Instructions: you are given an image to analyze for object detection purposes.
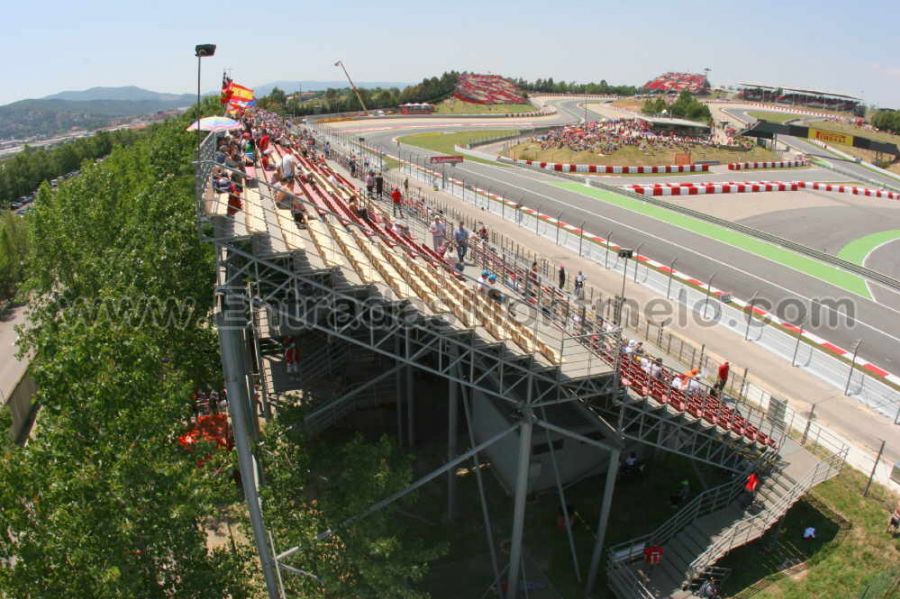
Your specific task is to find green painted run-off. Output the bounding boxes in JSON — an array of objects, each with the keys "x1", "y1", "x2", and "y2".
[{"x1": 554, "y1": 182, "x2": 872, "y2": 299}]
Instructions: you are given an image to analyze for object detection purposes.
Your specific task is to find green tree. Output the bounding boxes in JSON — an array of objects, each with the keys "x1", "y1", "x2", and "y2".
[
  {"x1": 0, "y1": 104, "x2": 250, "y2": 597},
  {"x1": 259, "y1": 423, "x2": 446, "y2": 598}
]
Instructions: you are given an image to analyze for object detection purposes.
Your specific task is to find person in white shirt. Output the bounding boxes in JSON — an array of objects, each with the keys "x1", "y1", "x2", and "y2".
[
  {"x1": 640, "y1": 356, "x2": 651, "y2": 373},
  {"x1": 429, "y1": 216, "x2": 446, "y2": 251},
  {"x1": 281, "y1": 152, "x2": 296, "y2": 180},
  {"x1": 687, "y1": 375, "x2": 702, "y2": 397}
]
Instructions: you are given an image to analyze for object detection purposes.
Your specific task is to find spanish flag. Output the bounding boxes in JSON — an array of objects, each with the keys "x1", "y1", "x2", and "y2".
[
  {"x1": 221, "y1": 81, "x2": 255, "y2": 105},
  {"x1": 227, "y1": 82, "x2": 255, "y2": 102}
]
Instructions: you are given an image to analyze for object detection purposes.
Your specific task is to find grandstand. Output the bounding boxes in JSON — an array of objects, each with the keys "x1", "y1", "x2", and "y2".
[
  {"x1": 453, "y1": 73, "x2": 528, "y2": 104},
  {"x1": 736, "y1": 82, "x2": 862, "y2": 112},
  {"x1": 644, "y1": 72, "x2": 710, "y2": 95},
  {"x1": 196, "y1": 112, "x2": 844, "y2": 599}
]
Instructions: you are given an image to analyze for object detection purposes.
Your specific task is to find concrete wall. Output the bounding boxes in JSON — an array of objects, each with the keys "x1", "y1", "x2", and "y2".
[{"x1": 472, "y1": 389, "x2": 610, "y2": 494}]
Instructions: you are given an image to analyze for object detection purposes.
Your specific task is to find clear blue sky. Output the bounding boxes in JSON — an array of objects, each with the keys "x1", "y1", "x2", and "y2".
[{"x1": 5, "y1": 0, "x2": 900, "y2": 107}]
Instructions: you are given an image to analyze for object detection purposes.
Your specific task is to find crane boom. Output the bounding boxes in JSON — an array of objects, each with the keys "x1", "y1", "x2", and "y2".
[{"x1": 334, "y1": 60, "x2": 369, "y2": 115}]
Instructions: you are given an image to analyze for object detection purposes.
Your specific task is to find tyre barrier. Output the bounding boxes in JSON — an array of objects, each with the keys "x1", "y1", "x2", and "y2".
[
  {"x1": 727, "y1": 160, "x2": 808, "y2": 170},
  {"x1": 515, "y1": 159, "x2": 709, "y2": 174}
]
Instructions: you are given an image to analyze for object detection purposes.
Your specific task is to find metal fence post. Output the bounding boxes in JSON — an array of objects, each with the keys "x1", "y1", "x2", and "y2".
[
  {"x1": 604, "y1": 232, "x2": 612, "y2": 268},
  {"x1": 791, "y1": 319, "x2": 805, "y2": 367},
  {"x1": 801, "y1": 404, "x2": 816, "y2": 445},
  {"x1": 578, "y1": 222, "x2": 586, "y2": 257},
  {"x1": 665, "y1": 258, "x2": 678, "y2": 300},
  {"x1": 744, "y1": 292, "x2": 760, "y2": 341},
  {"x1": 863, "y1": 440, "x2": 885, "y2": 497},
  {"x1": 843, "y1": 340, "x2": 862, "y2": 395}
]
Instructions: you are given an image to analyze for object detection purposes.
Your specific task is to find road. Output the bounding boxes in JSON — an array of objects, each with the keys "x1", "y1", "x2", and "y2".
[
  {"x1": 327, "y1": 98, "x2": 900, "y2": 374},
  {"x1": 0, "y1": 306, "x2": 29, "y2": 401}
]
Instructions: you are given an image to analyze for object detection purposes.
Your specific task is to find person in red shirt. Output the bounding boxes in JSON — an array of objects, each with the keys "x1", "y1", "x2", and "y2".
[
  {"x1": 391, "y1": 186, "x2": 403, "y2": 217},
  {"x1": 258, "y1": 131, "x2": 271, "y2": 170},
  {"x1": 716, "y1": 360, "x2": 730, "y2": 392}
]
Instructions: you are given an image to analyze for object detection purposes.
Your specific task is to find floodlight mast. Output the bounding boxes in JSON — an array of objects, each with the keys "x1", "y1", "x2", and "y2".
[{"x1": 335, "y1": 59, "x2": 370, "y2": 115}]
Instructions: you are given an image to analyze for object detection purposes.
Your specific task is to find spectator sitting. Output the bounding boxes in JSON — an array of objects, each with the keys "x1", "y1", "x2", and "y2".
[{"x1": 670, "y1": 480, "x2": 691, "y2": 508}]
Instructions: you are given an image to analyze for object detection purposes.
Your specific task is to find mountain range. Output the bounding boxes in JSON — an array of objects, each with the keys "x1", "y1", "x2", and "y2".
[{"x1": 0, "y1": 82, "x2": 410, "y2": 140}]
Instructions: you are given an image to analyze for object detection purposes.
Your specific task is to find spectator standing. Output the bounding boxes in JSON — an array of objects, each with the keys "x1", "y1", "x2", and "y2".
[
  {"x1": 365, "y1": 171, "x2": 375, "y2": 198},
  {"x1": 430, "y1": 216, "x2": 446, "y2": 251},
  {"x1": 403, "y1": 177, "x2": 409, "y2": 196},
  {"x1": 391, "y1": 186, "x2": 403, "y2": 217},
  {"x1": 558, "y1": 264, "x2": 566, "y2": 290},
  {"x1": 454, "y1": 222, "x2": 470, "y2": 263},
  {"x1": 574, "y1": 270, "x2": 586, "y2": 299},
  {"x1": 375, "y1": 172, "x2": 384, "y2": 199},
  {"x1": 281, "y1": 151, "x2": 296, "y2": 181},
  {"x1": 716, "y1": 360, "x2": 730, "y2": 392}
]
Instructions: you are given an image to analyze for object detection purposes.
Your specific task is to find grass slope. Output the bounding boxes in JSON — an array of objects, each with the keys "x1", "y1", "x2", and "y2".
[
  {"x1": 434, "y1": 98, "x2": 535, "y2": 115},
  {"x1": 748, "y1": 110, "x2": 811, "y2": 124},
  {"x1": 553, "y1": 182, "x2": 872, "y2": 298},
  {"x1": 398, "y1": 130, "x2": 518, "y2": 166},
  {"x1": 724, "y1": 467, "x2": 899, "y2": 598}
]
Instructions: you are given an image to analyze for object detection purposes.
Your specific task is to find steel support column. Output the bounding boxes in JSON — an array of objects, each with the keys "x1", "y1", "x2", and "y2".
[
  {"x1": 585, "y1": 448, "x2": 620, "y2": 596},
  {"x1": 219, "y1": 263, "x2": 280, "y2": 599},
  {"x1": 447, "y1": 372, "x2": 459, "y2": 521}
]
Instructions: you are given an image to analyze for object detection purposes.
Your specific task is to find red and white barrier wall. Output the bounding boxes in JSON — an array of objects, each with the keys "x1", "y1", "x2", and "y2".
[
  {"x1": 626, "y1": 180, "x2": 900, "y2": 200},
  {"x1": 515, "y1": 159, "x2": 709, "y2": 174},
  {"x1": 728, "y1": 160, "x2": 808, "y2": 171}
]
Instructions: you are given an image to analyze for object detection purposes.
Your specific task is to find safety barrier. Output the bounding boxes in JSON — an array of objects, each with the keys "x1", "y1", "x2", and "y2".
[
  {"x1": 514, "y1": 158, "x2": 709, "y2": 174},
  {"x1": 727, "y1": 160, "x2": 808, "y2": 170}
]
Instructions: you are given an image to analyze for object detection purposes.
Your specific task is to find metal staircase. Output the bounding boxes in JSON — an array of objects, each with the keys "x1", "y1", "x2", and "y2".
[{"x1": 607, "y1": 439, "x2": 846, "y2": 598}]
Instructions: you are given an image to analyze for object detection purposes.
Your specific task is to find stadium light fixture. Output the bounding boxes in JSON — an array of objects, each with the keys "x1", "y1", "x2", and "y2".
[
  {"x1": 616, "y1": 248, "x2": 634, "y2": 325},
  {"x1": 193, "y1": 44, "x2": 217, "y2": 162}
]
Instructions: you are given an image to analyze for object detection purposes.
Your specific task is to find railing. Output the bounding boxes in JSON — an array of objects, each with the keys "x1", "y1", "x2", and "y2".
[
  {"x1": 607, "y1": 472, "x2": 747, "y2": 570},
  {"x1": 686, "y1": 447, "x2": 847, "y2": 580}
]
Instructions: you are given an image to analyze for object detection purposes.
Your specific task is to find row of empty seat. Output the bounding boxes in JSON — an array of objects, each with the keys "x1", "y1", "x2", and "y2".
[{"x1": 234, "y1": 142, "x2": 561, "y2": 364}]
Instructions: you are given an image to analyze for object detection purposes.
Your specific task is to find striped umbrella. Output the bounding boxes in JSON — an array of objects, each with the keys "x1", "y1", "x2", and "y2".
[{"x1": 186, "y1": 116, "x2": 243, "y2": 132}]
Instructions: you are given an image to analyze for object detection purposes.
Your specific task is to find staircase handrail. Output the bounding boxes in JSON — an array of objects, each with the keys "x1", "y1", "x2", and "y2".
[{"x1": 687, "y1": 447, "x2": 846, "y2": 578}]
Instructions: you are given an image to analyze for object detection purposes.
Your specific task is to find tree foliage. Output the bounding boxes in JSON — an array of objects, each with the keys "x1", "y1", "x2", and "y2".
[
  {"x1": 259, "y1": 423, "x2": 446, "y2": 598},
  {"x1": 0, "y1": 210, "x2": 29, "y2": 300},
  {"x1": 642, "y1": 91, "x2": 711, "y2": 122},
  {"x1": 515, "y1": 77, "x2": 638, "y2": 96},
  {"x1": 258, "y1": 72, "x2": 461, "y2": 116},
  {"x1": 871, "y1": 109, "x2": 900, "y2": 135},
  {"x1": 0, "y1": 97, "x2": 252, "y2": 597},
  {"x1": 0, "y1": 128, "x2": 140, "y2": 206}
]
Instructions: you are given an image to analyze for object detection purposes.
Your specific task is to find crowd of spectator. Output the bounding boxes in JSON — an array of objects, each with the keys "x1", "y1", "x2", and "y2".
[
  {"x1": 535, "y1": 119, "x2": 716, "y2": 155},
  {"x1": 644, "y1": 72, "x2": 709, "y2": 94},
  {"x1": 454, "y1": 73, "x2": 528, "y2": 105}
]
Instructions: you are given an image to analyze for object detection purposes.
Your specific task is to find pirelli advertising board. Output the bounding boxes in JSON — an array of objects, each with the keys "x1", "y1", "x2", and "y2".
[{"x1": 808, "y1": 127, "x2": 854, "y2": 147}]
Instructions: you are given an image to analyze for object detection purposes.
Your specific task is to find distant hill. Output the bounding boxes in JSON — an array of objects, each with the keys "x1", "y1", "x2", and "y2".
[
  {"x1": 0, "y1": 87, "x2": 196, "y2": 140},
  {"x1": 43, "y1": 86, "x2": 195, "y2": 104}
]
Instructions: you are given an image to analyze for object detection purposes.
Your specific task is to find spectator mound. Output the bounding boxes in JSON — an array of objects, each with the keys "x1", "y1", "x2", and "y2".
[
  {"x1": 453, "y1": 73, "x2": 528, "y2": 105},
  {"x1": 644, "y1": 72, "x2": 709, "y2": 94},
  {"x1": 506, "y1": 119, "x2": 776, "y2": 167}
]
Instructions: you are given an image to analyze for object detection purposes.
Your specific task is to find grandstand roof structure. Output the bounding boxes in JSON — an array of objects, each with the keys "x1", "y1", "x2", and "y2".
[{"x1": 736, "y1": 81, "x2": 862, "y2": 102}]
